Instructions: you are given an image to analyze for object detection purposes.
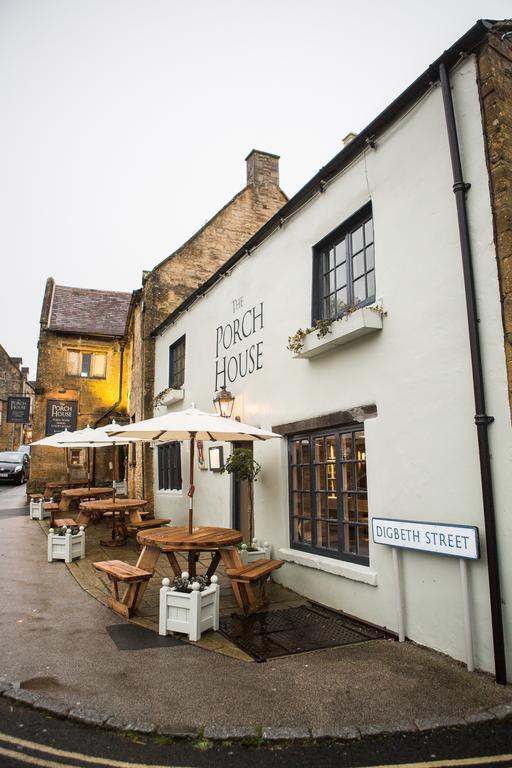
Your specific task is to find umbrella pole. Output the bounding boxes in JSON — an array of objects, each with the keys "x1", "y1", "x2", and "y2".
[
  {"x1": 87, "y1": 447, "x2": 91, "y2": 490},
  {"x1": 188, "y1": 433, "x2": 196, "y2": 535}
]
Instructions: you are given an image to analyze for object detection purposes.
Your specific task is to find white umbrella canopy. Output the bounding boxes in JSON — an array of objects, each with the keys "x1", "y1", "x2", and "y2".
[
  {"x1": 110, "y1": 406, "x2": 282, "y2": 533},
  {"x1": 30, "y1": 429, "x2": 74, "y2": 447},
  {"x1": 109, "y1": 407, "x2": 281, "y2": 442}
]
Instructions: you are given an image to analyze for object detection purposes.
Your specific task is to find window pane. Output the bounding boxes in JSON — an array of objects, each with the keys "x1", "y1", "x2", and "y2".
[
  {"x1": 303, "y1": 518, "x2": 312, "y2": 544},
  {"x1": 355, "y1": 432, "x2": 365, "y2": 460},
  {"x1": 328, "y1": 522, "x2": 339, "y2": 550},
  {"x1": 335, "y1": 262, "x2": 346, "y2": 289},
  {"x1": 358, "y1": 494, "x2": 368, "y2": 520},
  {"x1": 345, "y1": 525, "x2": 358, "y2": 554},
  {"x1": 356, "y1": 461, "x2": 367, "y2": 491},
  {"x1": 91, "y1": 353, "x2": 106, "y2": 378},
  {"x1": 367, "y1": 270, "x2": 375, "y2": 298},
  {"x1": 335, "y1": 289, "x2": 347, "y2": 316},
  {"x1": 293, "y1": 517, "x2": 302, "y2": 543},
  {"x1": 81, "y1": 353, "x2": 92, "y2": 377},
  {"x1": 358, "y1": 527, "x2": 369, "y2": 557},
  {"x1": 365, "y1": 243, "x2": 374, "y2": 270},
  {"x1": 353, "y1": 276, "x2": 366, "y2": 304},
  {"x1": 314, "y1": 437, "x2": 325, "y2": 463},
  {"x1": 303, "y1": 464, "x2": 311, "y2": 491},
  {"x1": 335, "y1": 239, "x2": 346, "y2": 265},
  {"x1": 351, "y1": 225, "x2": 364, "y2": 254},
  {"x1": 292, "y1": 493, "x2": 301, "y2": 516},
  {"x1": 315, "y1": 465, "x2": 326, "y2": 491},
  {"x1": 352, "y1": 251, "x2": 365, "y2": 279},
  {"x1": 341, "y1": 462, "x2": 354, "y2": 491},
  {"x1": 303, "y1": 492, "x2": 312, "y2": 518},
  {"x1": 316, "y1": 492, "x2": 328, "y2": 519},
  {"x1": 341, "y1": 433, "x2": 352, "y2": 460},
  {"x1": 364, "y1": 218, "x2": 374, "y2": 245},
  {"x1": 317, "y1": 520, "x2": 328, "y2": 548},
  {"x1": 300, "y1": 439, "x2": 310, "y2": 464},
  {"x1": 328, "y1": 248, "x2": 335, "y2": 270},
  {"x1": 67, "y1": 351, "x2": 80, "y2": 376},
  {"x1": 343, "y1": 493, "x2": 357, "y2": 521}
]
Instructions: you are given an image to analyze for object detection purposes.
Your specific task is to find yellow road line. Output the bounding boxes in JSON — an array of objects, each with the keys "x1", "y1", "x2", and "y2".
[
  {"x1": 0, "y1": 732, "x2": 193, "y2": 768},
  {"x1": 0, "y1": 744, "x2": 78, "y2": 768},
  {"x1": 364, "y1": 753, "x2": 512, "y2": 768}
]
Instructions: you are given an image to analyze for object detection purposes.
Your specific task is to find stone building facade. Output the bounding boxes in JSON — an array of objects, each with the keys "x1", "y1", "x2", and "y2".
[
  {"x1": 126, "y1": 150, "x2": 287, "y2": 503},
  {"x1": 0, "y1": 345, "x2": 34, "y2": 451},
  {"x1": 29, "y1": 280, "x2": 132, "y2": 493},
  {"x1": 478, "y1": 26, "x2": 512, "y2": 417}
]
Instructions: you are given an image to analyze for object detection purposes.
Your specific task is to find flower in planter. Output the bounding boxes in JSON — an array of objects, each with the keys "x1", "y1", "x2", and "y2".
[
  {"x1": 172, "y1": 571, "x2": 210, "y2": 593},
  {"x1": 55, "y1": 525, "x2": 81, "y2": 537}
]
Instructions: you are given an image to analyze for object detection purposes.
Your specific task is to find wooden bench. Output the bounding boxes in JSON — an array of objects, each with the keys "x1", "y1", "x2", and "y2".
[
  {"x1": 93, "y1": 560, "x2": 153, "y2": 618},
  {"x1": 225, "y1": 558, "x2": 285, "y2": 615},
  {"x1": 126, "y1": 518, "x2": 172, "y2": 535}
]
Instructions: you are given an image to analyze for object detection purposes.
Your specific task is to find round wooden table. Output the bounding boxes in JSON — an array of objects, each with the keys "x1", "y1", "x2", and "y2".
[
  {"x1": 80, "y1": 498, "x2": 148, "y2": 546},
  {"x1": 136, "y1": 525, "x2": 243, "y2": 578}
]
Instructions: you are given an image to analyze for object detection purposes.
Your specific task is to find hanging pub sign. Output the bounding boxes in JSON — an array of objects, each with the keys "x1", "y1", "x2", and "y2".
[
  {"x1": 7, "y1": 396, "x2": 31, "y2": 423},
  {"x1": 372, "y1": 517, "x2": 480, "y2": 560},
  {"x1": 45, "y1": 399, "x2": 78, "y2": 436}
]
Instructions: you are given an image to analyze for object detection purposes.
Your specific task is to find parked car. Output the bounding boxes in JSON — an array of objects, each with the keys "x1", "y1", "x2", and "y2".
[
  {"x1": 0, "y1": 451, "x2": 30, "y2": 484},
  {"x1": 16, "y1": 445, "x2": 31, "y2": 457}
]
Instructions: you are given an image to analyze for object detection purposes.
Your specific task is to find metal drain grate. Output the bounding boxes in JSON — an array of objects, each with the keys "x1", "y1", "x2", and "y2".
[
  {"x1": 106, "y1": 623, "x2": 184, "y2": 651},
  {"x1": 219, "y1": 604, "x2": 387, "y2": 661}
]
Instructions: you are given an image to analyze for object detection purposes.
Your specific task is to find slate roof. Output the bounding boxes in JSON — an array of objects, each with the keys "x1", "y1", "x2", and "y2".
[{"x1": 48, "y1": 285, "x2": 132, "y2": 337}]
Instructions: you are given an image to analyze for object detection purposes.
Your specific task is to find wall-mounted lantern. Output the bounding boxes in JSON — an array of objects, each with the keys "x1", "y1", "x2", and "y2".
[{"x1": 213, "y1": 385, "x2": 235, "y2": 418}]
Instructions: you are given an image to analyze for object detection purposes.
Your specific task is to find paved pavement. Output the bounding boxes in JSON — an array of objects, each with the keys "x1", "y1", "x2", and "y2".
[{"x1": 1, "y1": 484, "x2": 511, "y2": 741}]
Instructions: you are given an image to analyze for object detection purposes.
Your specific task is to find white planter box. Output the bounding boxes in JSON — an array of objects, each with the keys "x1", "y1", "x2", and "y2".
[
  {"x1": 48, "y1": 527, "x2": 86, "y2": 563},
  {"x1": 294, "y1": 306, "x2": 384, "y2": 359},
  {"x1": 240, "y1": 540, "x2": 272, "y2": 565},
  {"x1": 159, "y1": 576, "x2": 219, "y2": 641},
  {"x1": 30, "y1": 497, "x2": 50, "y2": 520}
]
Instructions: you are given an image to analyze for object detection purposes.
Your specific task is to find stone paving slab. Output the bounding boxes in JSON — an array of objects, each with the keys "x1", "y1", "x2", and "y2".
[{"x1": 2, "y1": 489, "x2": 512, "y2": 743}]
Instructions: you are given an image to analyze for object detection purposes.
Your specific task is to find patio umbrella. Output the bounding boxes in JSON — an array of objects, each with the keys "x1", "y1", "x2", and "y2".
[{"x1": 110, "y1": 406, "x2": 282, "y2": 533}]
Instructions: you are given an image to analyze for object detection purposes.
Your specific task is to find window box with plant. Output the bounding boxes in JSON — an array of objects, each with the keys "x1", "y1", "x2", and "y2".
[
  {"x1": 48, "y1": 525, "x2": 86, "y2": 563},
  {"x1": 158, "y1": 572, "x2": 219, "y2": 641},
  {"x1": 289, "y1": 203, "x2": 384, "y2": 359}
]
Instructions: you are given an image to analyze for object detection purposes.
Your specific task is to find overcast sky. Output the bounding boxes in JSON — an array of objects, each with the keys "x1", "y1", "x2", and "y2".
[{"x1": 1, "y1": 0, "x2": 510, "y2": 376}]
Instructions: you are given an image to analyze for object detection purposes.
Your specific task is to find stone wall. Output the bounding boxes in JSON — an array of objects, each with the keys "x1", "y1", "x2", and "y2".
[
  {"x1": 478, "y1": 27, "x2": 512, "y2": 418},
  {"x1": 0, "y1": 345, "x2": 27, "y2": 451},
  {"x1": 29, "y1": 329, "x2": 130, "y2": 493}
]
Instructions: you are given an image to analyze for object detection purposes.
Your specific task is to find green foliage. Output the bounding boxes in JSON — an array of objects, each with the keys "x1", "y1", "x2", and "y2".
[
  {"x1": 172, "y1": 573, "x2": 210, "y2": 593},
  {"x1": 221, "y1": 448, "x2": 261, "y2": 483}
]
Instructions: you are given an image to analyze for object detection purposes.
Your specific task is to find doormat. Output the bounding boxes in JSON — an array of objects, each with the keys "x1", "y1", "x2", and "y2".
[
  {"x1": 106, "y1": 623, "x2": 184, "y2": 651},
  {"x1": 219, "y1": 604, "x2": 387, "y2": 662}
]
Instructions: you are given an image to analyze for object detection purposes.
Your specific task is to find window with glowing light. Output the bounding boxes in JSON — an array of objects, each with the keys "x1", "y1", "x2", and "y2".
[{"x1": 288, "y1": 427, "x2": 369, "y2": 564}]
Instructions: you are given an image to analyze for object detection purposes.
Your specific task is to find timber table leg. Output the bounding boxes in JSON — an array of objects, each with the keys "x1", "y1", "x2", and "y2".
[
  {"x1": 205, "y1": 551, "x2": 221, "y2": 580},
  {"x1": 165, "y1": 552, "x2": 182, "y2": 577},
  {"x1": 130, "y1": 545, "x2": 161, "y2": 612},
  {"x1": 220, "y1": 547, "x2": 257, "y2": 614}
]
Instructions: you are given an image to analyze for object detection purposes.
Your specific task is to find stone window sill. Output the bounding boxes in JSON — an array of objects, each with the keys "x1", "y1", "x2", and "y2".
[
  {"x1": 278, "y1": 547, "x2": 378, "y2": 586},
  {"x1": 294, "y1": 305, "x2": 384, "y2": 359}
]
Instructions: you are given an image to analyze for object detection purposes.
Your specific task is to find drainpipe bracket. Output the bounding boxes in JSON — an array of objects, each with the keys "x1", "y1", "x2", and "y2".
[
  {"x1": 474, "y1": 413, "x2": 494, "y2": 425},
  {"x1": 453, "y1": 181, "x2": 471, "y2": 194}
]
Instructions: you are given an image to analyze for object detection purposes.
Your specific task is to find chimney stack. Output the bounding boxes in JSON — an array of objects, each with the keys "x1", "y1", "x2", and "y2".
[{"x1": 246, "y1": 150, "x2": 280, "y2": 189}]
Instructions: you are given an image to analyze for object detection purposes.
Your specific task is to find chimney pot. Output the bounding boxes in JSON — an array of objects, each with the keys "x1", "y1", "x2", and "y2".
[
  {"x1": 342, "y1": 132, "x2": 358, "y2": 146},
  {"x1": 245, "y1": 150, "x2": 280, "y2": 188}
]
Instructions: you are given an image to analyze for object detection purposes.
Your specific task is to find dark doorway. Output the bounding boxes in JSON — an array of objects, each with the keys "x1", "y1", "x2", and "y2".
[{"x1": 231, "y1": 441, "x2": 253, "y2": 543}]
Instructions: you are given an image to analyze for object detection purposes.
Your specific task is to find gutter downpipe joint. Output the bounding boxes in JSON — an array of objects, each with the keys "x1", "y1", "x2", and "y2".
[{"x1": 439, "y1": 61, "x2": 506, "y2": 685}]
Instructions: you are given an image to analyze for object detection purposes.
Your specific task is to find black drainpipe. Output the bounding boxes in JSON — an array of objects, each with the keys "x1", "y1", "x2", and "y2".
[{"x1": 439, "y1": 61, "x2": 506, "y2": 685}]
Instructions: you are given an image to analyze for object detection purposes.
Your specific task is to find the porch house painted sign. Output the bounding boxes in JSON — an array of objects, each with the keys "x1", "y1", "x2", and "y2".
[
  {"x1": 372, "y1": 518, "x2": 480, "y2": 560},
  {"x1": 45, "y1": 399, "x2": 78, "y2": 436},
  {"x1": 215, "y1": 298, "x2": 264, "y2": 390}
]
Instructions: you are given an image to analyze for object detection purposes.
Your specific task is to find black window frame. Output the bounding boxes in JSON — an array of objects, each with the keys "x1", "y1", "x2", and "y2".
[
  {"x1": 168, "y1": 336, "x2": 186, "y2": 390},
  {"x1": 312, "y1": 202, "x2": 375, "y2": 325},
  {"x1": 157, "y1": 441, "x2": 182, "y2": 491},
  {"x1": 288, "y1": 424, "x2": 369, "y2": 566}
]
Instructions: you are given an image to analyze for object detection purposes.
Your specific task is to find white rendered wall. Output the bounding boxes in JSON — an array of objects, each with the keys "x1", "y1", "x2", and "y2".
[{"x1": 153, "y1": 56, "x2": 512, "y2": 678}]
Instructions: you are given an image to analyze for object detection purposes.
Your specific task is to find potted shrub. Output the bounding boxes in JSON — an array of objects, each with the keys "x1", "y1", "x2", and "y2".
[
  {"x1": 221, "y1": 448, "x2": 270, "y2": 562},
  {"x1": 159, "y1": 572, "x2": 219, "y2": 641},
  {"x1": 48, "y1": 525, "x2": 85, "y2": 563}
]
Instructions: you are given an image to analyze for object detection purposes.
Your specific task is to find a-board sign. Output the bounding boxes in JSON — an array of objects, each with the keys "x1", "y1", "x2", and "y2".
[
  {"x1": 372, "y1": 517, "x2": 480, "y2": 560},
  {"x1": 45, "y1": 399, "x2": 78, "y2": 436},
  {"x1": 7, "y1": 396, "x2": 30, "y2": 423}
]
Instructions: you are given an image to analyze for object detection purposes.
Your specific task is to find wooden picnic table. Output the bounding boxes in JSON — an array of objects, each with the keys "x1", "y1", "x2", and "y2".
[
  {"x1": 80, "y1": 498, "x2": 148, "y2": 547},
  {"x1": 136, "y1": 525, "x2": 243, "y2": 579},
  {"x1": 44, "y1": 480, "x2": 88, "y2": 500},
  {"x1": 61, "y1": 486, "x2": 114, "y2": 514}
]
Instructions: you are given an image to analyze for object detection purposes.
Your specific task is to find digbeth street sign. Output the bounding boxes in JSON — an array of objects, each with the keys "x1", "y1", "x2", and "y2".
[
  {"x1": 372, "y1": 517, "x2": 480, "y2": 560},
  {"x1": 45, "y1": 399, "x2": 78, "y2": 436},
  {"x1": 7, "y1": 396, "x2": 31, "y2": 423}
]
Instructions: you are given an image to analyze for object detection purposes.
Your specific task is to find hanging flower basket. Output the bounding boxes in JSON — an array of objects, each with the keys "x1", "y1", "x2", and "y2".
[
  {"x1": 48, "y1": 526, "x2": 86, "y2": 563},
  {"x1": 159, "y1": 572, "x2": 220, "y2": 641}
]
